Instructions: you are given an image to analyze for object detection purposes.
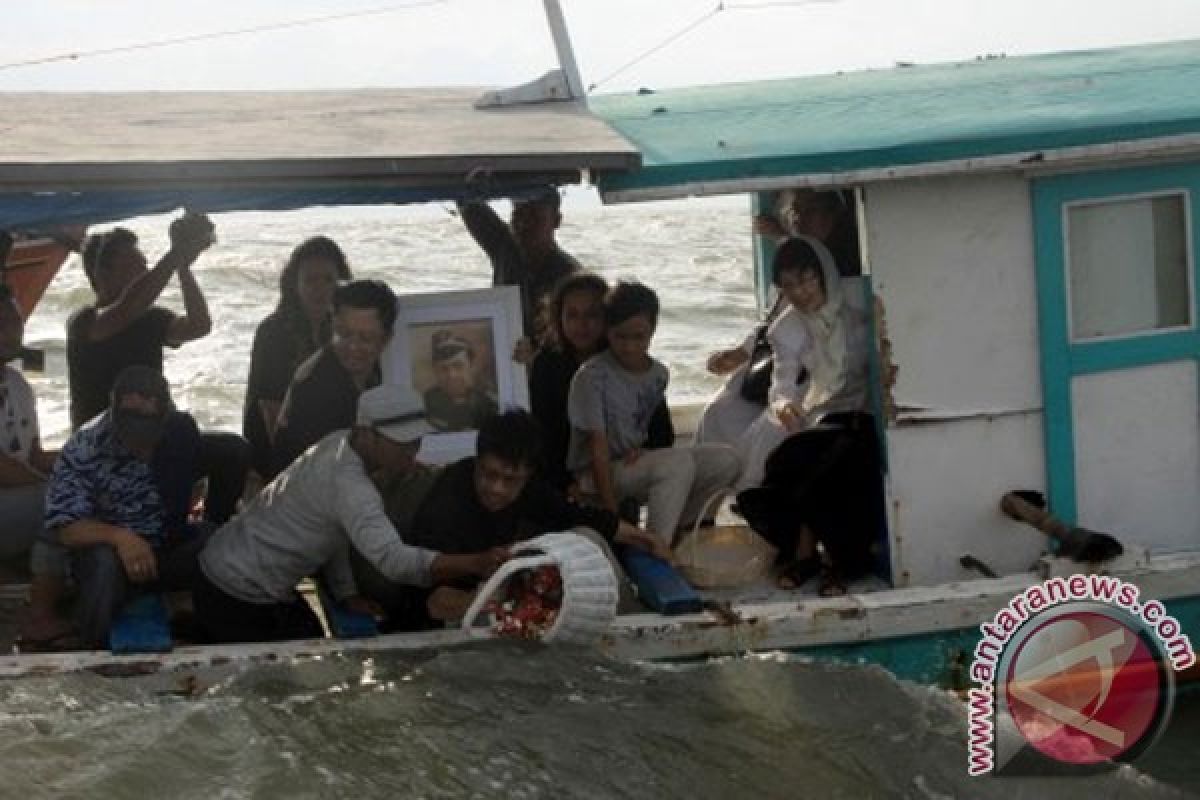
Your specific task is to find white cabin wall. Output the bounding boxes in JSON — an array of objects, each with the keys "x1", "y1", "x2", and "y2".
[{"x1": 863, "y1": 174, "x2": 1049, "y2": 586}]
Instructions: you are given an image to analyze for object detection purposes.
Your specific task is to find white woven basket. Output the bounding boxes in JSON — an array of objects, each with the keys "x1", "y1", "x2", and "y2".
[{"x1": 462, "y1": 532, "x2": 618, "y2": 644}]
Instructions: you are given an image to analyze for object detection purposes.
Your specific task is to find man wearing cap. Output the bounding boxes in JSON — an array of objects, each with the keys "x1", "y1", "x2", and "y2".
[
  {"x1": 44, "y1": 365, "x2": 209, "y2": 648},
  {"x1": 194, "y1": 384, "x2": 508, "y2": 643},
  {"x1": 458, "y1": 187, "x2": 580, "y2": 338}
]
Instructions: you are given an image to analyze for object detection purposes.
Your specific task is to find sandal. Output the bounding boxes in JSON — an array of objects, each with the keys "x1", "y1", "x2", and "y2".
[
  {"x1": 818, "y1": 567, "x2": 847, "y2": 598},
  {"x1": 776, "y1": 557, "x2": 820, "y2": 590}
]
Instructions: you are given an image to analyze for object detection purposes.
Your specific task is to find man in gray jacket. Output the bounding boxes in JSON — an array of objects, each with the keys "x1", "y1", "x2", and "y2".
[{"x1": 195, "y1": 384, "x2": 507, "y2": 643}]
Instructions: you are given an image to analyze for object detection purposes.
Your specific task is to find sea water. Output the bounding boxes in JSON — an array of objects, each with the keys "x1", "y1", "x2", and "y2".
[
  {"x1": 8, "y1": 198, "x2": 1198, "y2": 798},
  {"x1": 0, "y1": 648, "x2": 1194, "y2": 799}
]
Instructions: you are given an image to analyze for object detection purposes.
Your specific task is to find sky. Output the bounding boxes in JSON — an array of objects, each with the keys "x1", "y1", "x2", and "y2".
[{"x1": 0, "y1": 0, "x2": 1198, "y2": 93}]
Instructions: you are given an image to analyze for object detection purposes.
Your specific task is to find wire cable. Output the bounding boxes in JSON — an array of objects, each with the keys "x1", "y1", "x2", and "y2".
[
  {"x1": 587, "y1": 2, "x2": 724, "y2": 93},
  {"x1": 587, "y1": 0, "x2": 839, "y2": 92},
  {"x1": 0, "y1": 0, "x2": 449, "y2": 72}
]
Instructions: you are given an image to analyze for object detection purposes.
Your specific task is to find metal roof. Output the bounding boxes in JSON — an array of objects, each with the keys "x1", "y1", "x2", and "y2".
[
  {"x1": 0, "y1": 88, "x2": 640, "y2": 228},
  {"x1": 590, "y1": 39, "x2": 1200, "y2": 201}
]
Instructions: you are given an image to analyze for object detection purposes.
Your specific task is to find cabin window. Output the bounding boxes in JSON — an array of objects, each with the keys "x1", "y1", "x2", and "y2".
[
  {"x1": 1033, "y1": 162, "x2": 1200, "y2": 527},
  {"x1": 1065, "y1": 192, "x2": 1192, "y2": 341}
]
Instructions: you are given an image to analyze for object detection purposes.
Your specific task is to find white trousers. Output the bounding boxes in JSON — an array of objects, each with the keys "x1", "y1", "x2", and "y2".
[{"x1": 605, "y1": 445, "x2": 741, "y2": 545}]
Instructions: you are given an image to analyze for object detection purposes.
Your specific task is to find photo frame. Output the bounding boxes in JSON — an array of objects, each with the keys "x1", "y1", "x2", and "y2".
[{"x1": 382, "y1": 286, "x2": 528, "y2": 465}]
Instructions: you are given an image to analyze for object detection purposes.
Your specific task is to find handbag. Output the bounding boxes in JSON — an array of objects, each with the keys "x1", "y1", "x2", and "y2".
[{"x1": 739, "y1": 327, "x2": 773, "y2": 406}]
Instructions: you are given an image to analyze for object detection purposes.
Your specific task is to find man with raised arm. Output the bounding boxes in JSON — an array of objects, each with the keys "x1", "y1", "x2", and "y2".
[
  {"x1": 194, "y1": 385, "x2": 509, "y2": 644},
  {"x1": 68, "y1": 213, "x2": 214, "y2": 429},
  {"x1": 458, "y1": 186, "x2": 580, "y2": 339},
  {"x1": 68, "y1": 213, "x2": 249, "y2": 526}
]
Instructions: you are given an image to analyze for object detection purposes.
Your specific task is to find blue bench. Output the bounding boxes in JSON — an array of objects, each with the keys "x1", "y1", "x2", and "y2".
[{"x1": 619, "y1": 549, "x2": 704, "y2": 615}]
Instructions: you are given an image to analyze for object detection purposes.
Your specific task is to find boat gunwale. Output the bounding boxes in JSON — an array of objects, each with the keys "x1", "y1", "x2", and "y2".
[{"x1": 4, "y1": 551, "x2": 1199, "y2": 679}]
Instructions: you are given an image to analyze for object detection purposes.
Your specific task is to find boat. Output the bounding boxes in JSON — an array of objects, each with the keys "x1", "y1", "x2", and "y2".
[
  {"x1": 1, "y1": 21, "x2": 1199, "y2": 690},
  {"x1": 1, "y1": 234, "x2": 76, "y2": 320}
]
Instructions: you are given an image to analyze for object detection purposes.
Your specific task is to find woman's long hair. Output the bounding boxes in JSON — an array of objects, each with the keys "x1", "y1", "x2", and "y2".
[
  {"x1": 275, "y1": 236, "x2": 352, "y2": 320},
  {"x1": 544, "y1": 271, "x2": 609, "y2": 360}
]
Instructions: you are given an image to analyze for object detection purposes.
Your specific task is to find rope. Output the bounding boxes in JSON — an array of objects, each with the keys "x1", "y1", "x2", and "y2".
[
  {"x1": 587, "y1": 0, "x2": 839, "y2": 92},
  {"x1": 587, "y1": 3, "x2": 725, "y2": 93},
  {"x1": 0, "y1": 0, "x2": 449, "y2": 72}
]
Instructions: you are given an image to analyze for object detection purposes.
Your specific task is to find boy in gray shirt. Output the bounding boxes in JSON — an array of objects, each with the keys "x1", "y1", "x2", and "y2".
[
  {"x1": 195, "y1": 385, "x2": 507, "y2": 643},
  {"x1": 567, "y1": 281, "x2": 740, "y2": 546}
]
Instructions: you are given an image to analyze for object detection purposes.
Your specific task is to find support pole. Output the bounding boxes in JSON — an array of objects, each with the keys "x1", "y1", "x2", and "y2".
[{"x1": 543, "y1": 0, "x2": 585, "y2": 100}]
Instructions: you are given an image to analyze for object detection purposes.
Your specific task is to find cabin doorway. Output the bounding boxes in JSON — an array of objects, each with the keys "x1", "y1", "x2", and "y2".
[
  {"x1": 751, "y1": 188, "x2": 892, "y2": 583},
  {"x1": 1033, "y1": 163, "x2": 1200, "y2": 551}
]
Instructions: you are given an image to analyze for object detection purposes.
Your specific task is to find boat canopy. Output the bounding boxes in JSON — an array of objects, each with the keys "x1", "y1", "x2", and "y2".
[
  {"x1": 0, "y1": 88, "x2": 640, "y2": 230},
  {"x1": 590, "y1": 39, "x2": 1200, "y2": 202}
]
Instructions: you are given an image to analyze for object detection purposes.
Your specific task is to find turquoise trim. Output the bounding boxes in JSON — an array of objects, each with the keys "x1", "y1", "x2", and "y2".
[
  {"x1": 1033, "y1": 160, "x2": 1200, "y2": 525},
  {"x1": 794, "y1": 592, "x2": 1200, "y2": 689},
  {"x1": 598, "y1": 121, "x2": 1200, "y2": 195},
  {"x1": 591, "y1": 39, "x2": 1200, "y2": 196},
  {"x1": 1032, "y1": 183, "x2": 1078, "y2": 522},
  {"x1": 1072, "y1": 332, "x2": 1200, "y2": 375},
  {"x1": 751, "y1": 192, "x2": 775, "y2": 312}
]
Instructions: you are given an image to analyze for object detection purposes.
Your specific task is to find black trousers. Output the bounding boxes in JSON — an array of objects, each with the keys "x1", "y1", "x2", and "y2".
[
  {"x1": 196, "y1": 432, "x2": 251, "y2": 526},
  {"x1": 193, "y1": 568, "x2": 323, "y2": 644},
  {"x1": 736, "y1": 412, "x2": 883, "y2": 578}
]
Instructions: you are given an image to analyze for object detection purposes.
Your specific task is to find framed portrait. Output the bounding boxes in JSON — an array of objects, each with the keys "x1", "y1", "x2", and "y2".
[{"x1": 382, "y1": 286, "x2": 528, "y2": 464}]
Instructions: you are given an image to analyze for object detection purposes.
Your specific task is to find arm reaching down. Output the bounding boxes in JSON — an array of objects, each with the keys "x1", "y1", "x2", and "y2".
[{"x1": 59, "y1": 520, "x2": 158, "y2": 583}]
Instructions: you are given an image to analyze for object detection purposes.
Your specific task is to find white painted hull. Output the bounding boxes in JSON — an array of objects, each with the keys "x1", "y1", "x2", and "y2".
[{"x1": 4, "y1": 551, "x2": 1197, "y2": 684}]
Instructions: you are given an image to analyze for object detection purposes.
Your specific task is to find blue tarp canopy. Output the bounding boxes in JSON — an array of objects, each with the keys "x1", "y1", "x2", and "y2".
[
  {"x1": 0, "y1": 87, "x2": 640, "y2": 230},
  {"x1": 590, "y1": 39, "x2": 1200, "y2": 200}
]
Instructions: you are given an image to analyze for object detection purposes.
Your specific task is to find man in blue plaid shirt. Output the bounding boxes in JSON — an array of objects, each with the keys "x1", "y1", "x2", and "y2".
[{"x1": 45, "y1": 365, "x2": 208, "y2": 648}]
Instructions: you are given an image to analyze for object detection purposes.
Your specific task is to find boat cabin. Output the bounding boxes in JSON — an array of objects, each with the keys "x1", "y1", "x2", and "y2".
[{"x1": 590, "y1": 37, "x2": 1200, "y2": 589}]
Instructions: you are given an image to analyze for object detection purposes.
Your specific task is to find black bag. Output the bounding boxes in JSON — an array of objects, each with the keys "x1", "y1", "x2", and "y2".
[{"x1": 739, "y1": 327, "x2": 773, "y2": 406}]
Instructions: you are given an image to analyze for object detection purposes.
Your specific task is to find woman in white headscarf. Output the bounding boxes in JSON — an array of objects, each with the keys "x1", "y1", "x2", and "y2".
[
  {"x1": 734, "y1": 235, "x2": 869, "y2": 491},
  {"x1": 696, "y1": 189, "x2": 859, "y2": 447},
  {"x1": 730, "y1": 236, "x2": 872, "y2": 594}
]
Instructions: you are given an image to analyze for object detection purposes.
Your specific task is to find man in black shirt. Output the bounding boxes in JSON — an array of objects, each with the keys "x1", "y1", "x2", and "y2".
[
  {"x1": 271, "y1": 279, "x2": 395, "y2": 476},
  {"x1": 458, "y1": 186, "x2": 580, "y2": 339},
  {"x1": 67, "y1": 214, "x2": 249, "y2": 526},
  {"x1": 68, "y1": 214, "x2": 213, "y2": 428},
  {"x1": 355, "y1": 409, "x2": 666, "y2": 631}
]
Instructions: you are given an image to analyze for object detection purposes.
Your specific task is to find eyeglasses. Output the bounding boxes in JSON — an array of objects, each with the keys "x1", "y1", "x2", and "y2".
[{"x1": 332, "y1": 327, "x2": 386, "y2": 348}]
